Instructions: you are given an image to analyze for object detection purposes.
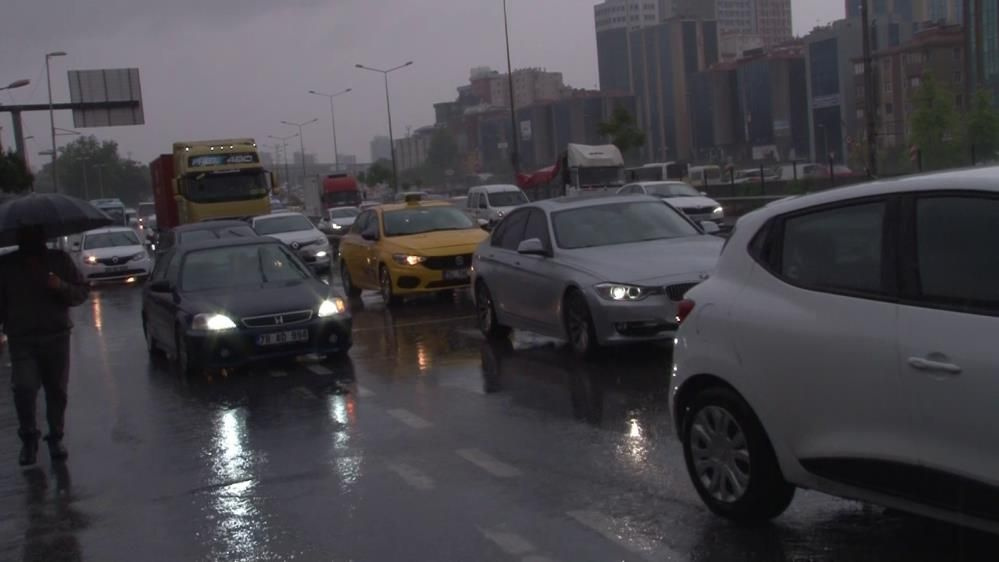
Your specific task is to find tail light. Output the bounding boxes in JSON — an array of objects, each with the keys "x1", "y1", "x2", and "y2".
[{"x1": 675, "y1": 299, "x2": 695, "y2": 325}]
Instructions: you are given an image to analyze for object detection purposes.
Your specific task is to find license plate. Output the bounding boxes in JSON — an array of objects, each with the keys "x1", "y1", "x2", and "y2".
[
  {"x1": 256, "y1": 329, "x2": 309, "y2": 347},
  {"x1": 107, "y1": 266, "x2": 127, "y2": 273},
  {"x1": 443, "y1": 269, "x2": 470, "y2": 281}
]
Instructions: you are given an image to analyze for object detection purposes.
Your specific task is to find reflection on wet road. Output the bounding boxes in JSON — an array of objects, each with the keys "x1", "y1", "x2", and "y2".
[{"x1": 0, "y1": 285, "x2": 996, "y2": 561}]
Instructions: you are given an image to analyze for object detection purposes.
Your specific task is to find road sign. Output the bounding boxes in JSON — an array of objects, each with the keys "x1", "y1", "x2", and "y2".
[{"x1": 68, "y1": 68, "x2": 144, "y2": 127}]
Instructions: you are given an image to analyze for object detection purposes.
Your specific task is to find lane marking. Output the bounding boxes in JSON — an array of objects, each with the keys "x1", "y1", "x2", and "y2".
[
  {"x1": 456, "y1": 448, "x2": 522, "y2": 478},
  {"x1": 479, "y1": 529, "x2": 535, "y2": 556},
  {"x1": 355, "y1": 385, "x2": 375, "y2": 398},
  {"x1": 307, "y1": 364, "x2": 333, "y2": 376},
  {"x1": 566, "y1": 510, "x2": 658, "y2": 562},
  {"x1": 386, "y1": 409, "x2": 432, "y2": 429},
  {"x1": 386, "y1": 462, "x2": 435, "y2": 491}
]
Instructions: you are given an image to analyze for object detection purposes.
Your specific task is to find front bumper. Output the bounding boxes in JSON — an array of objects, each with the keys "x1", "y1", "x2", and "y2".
[
  {"x1": 80, "y1": 259, "x2": 153, "y2": 283},
  {"x1": 584, "y1": 291, "x2": 680, "y2": 345},
  {"x1": 183, "y1": 315, "x2": 352, "y2": 369},
  {"x1": 385, "y1": 261, "x2": 472, "y2": 295}
]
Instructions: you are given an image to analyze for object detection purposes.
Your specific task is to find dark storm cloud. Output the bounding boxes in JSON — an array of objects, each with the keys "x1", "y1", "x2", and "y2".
[{"x1": 2, "y1": 1, "x2": 839, "y2": 166}]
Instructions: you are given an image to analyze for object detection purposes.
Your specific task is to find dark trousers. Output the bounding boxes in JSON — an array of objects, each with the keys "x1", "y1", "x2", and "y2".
[{"x1": 9, "y1": 334, "x2": 70, "y2": 440}]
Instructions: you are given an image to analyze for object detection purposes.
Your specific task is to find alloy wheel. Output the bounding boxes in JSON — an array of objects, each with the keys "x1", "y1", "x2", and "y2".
[{"x1": 689, "y1": 405, "x2": 751, "y2": 503}]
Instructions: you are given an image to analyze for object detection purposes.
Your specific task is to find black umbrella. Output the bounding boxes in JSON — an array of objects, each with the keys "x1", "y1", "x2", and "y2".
[{"x1": 0, "y1": 193, "x2": 112, "y2": 246}]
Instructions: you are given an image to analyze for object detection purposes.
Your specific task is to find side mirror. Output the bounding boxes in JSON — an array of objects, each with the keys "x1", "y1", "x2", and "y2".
[
  {"x1": 700, "y1": 221, "x2": 721, "y2": 235},
  {"x1": 477, "y1": 218, "x2": 489, "y2": 227},
  {"x1": 361, "y1": 227, "x2": 379, "y2": 241},
  {"x1": 71, "y1": 242, "x2": 80, "y2": 251},
  {"x1": 149, "y1": 280, "x2": 172, "y2": 293},
  {"x1": 517, "y1": 238, "x2": 548, "y2": 256}
]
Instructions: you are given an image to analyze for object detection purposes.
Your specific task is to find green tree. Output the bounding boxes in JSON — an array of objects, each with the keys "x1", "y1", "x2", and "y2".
[
  {"x1": 364, "y1": 159, "x2": 394, "y2": 187},
  {"x1": 964, "y1": 88, "x2": 999, "y2": 162},
  {"x1": 0, "y1": 151, "x2": 34, "y2": 194},
  {"x1": 909, "y1": 74, "x2": 962, "y2": 170},
  {"x1": 34, "y1": 136, "x2": 151, "y2": 204},
  {"x1": 424, "y1": 129, "x2": 460, "y2": 184},
  {"x1": 598, "y1": 106, "x2": 647, "y2": 161}
]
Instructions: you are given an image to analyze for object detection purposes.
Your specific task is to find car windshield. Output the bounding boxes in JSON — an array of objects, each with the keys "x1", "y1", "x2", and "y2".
[
  {"x1": 178, "y1": 226, "x2": 257, "y2": 245},
  {"x1": 383, "y1": 206, "x2": 476, "y2": 236},
  {"x1": 83, "y1": 231, "x2": 140, "y2": 249},
  {"x1": 645, "y1": 183, "x2": 701, "y2": 198},
  {"x1": 254, "y1": 215, "x2": 315, "y2": 235},
  {"x1": 552, "y1": 201, "x2": 698, "y2": 249},
  {"x1": 185, "y1": 170, "x2": 270, "y2": 204},
  {"x1": 180, "y1": 244, "x2": 309, "y2": 291},
  {"x1": 487, "y1": 191, "x2": 528, "y2": 207},
  {"x1": 330, "y1": 208, "x2": 360, "y2": 219}
]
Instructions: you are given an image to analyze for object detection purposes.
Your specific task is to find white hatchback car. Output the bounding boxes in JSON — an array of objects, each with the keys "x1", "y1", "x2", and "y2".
[
  {"x1": 76, "y1": 227, "x2": 153, "y2": 284},
  {"x1": 670, "y1": 167, "x2": 999, "y2": 534}
]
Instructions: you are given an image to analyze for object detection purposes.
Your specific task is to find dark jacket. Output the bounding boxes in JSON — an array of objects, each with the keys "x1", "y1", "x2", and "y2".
[{"x1": 0, "y1": 249, "x2": 89, "y2": 341}]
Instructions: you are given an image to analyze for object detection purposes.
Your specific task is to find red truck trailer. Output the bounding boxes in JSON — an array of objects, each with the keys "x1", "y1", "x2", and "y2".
[
  {"x1": 150, "y1": 154, "x2": 179, "y2": 230},
  {"x1": 321, "y1": 174, "x2": 362, "y2": 211}
]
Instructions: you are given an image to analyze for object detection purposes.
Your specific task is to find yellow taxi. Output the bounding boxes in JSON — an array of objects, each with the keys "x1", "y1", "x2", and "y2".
[{"x1": 337, "y1": 198, "x2": 488, "y2": 305}]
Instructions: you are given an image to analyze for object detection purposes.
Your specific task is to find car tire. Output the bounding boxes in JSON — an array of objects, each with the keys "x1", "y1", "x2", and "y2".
[
  {"x1": 681, "y1": 386, "x2": 795, "y2": 523},
  {"x1": 563, "y1": 290, "x2": 598, "y2": 358},
  {"x1": 340, "y1": 261, "x2": 361, "y2": 298},
  {"x1": 379, "y1": 265, "x2": 401, "y2": 307},
  {"x1": 174, "y1": 326, "x2": 198, "y2": 378},
  {"x1": 143, "y1": 318, "x2": 160, "y2": 357},
  {"x1": 475, "y1": 282, "x2": 510, "y2": 339}
]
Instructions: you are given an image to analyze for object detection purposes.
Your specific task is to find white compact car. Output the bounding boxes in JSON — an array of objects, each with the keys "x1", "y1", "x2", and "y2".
[
  {"x1": 76, "y1": 227, "x2": 153, "y2": 284},
  {"x1": 251, "y1": 212, "x2": 332, "y2": 272},
  {"x1": 670, "y1": 167, "x2": 999, "y2": 534},
  {"x1": 467, "y1": 185, "x2": 529, "y2": 226},
  {"x1": 319, "y1": 206, "x2": 360, "y2": 237},
  {"x1": 618, "y1": 181, "x2": 724, "y2": 224}
]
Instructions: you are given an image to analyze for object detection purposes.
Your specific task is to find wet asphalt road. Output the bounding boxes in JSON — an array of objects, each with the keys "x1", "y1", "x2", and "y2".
[{"x1": 1, "y1": 283, "x2": 998, "y2": 562}]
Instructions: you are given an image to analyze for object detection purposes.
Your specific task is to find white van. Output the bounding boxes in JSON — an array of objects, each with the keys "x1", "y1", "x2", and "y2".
[
  {"x1": 466, "y1": 185, "x2": 529, "y2": 225},
  {"x1": 686, "y1": 165, "x2": 724, "y2": 187}
]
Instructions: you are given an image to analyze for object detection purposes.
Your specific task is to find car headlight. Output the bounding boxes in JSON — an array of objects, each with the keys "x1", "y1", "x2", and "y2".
[
  {"x1": 330, "y1": 223, "x2": 343, "y2": 230},
  {"x1": 712, "y1": 206, "x2": 724, "y2": 217},
  {"x1": 595, "y1": 283, "x2": 651, "y2": 301},
  {"x1": 191, "y1": 313, "x2": 237, "y2": 331},
  {"x1": 318, "y1": 297, "x2": 347, "y2": 317},
  {"x1": 393, "y1": 254, "x2": 426, "y2": 266},
  {"x1": 315, "y1": 250, "x2": 329, "y2": 259},
  {"x1": 130, "y1": 252, "x2": 147, "y2": 262},
  {"x1": 84, "y1": 255, "x2": 98, "y2": 264}
]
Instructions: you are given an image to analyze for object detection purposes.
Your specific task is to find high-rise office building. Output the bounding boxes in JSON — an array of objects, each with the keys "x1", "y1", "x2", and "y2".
[
  {"x1": 966, "y1": 0, "x2": 999, "y2": 102},
  {"x1": 846, "y1": 0, "x2": 914, "y2": 18}
]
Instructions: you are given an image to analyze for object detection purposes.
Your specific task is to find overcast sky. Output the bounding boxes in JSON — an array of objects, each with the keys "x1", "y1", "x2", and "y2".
[{"x1": 1, "y1": 1, "x2": 842, "y2": 168}]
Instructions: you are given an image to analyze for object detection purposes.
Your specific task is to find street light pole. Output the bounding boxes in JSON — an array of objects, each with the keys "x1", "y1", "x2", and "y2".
[
  {"x1": 45, "y1": 51, "x2": 67, "y2": 193},
  {"x1": 503, "y1": 0, "x2": 520, "y2": 173},
  {"x1": 280, "y1": 119, "x2": 318, "y2": 194},
  {"x1": 268, "y1": 133, "x2": 299, "y2": 196},
  {"x1": 308, "y1": 88, "x2": 352, "y2": 171},
  {"x1": 356, "y1": 61, "x2": 413, "y2": 193}
]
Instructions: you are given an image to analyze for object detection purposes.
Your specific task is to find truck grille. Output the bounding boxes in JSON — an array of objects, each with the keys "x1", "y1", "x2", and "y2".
[
  {"x1": 666, "y1": 283, "x2": 699, "y2": 301},
  {"x1": 242, "y1": 310, "x2": 313, "y2": 328},
  {"x1": 424, "y1": 254, "x2": 473, "y2": 270}
]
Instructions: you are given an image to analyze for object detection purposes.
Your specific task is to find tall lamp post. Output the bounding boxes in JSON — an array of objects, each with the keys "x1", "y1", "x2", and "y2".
[
  {"x1": 268, "y1": 133, "x2": 299, "y2": 196},
  {"x1": 280, "y1": 119, "x2": 318, "y2": 193},
  {"x1": 45, "y1": 51, "x2": 67, "y2": 193},
  {"x1": 356, "y1": 61, "x2": 413, "y2": 193},
  {"x1": 308, "y1": 88, "x2": 352, "y2": 171},
  {"x1": 502, "y1": 0, "x2": 519, "y2": 172}
]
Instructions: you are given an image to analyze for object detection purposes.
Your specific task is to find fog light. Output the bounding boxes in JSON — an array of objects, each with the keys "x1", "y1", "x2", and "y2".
[{"x1": 125, "y1": 276, "x2": 136, "y2": 284}]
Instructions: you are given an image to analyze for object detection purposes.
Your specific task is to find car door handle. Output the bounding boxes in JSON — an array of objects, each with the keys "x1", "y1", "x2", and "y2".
[{"x1": 907, "y1": 357, "x2": 962, "y2": 375}]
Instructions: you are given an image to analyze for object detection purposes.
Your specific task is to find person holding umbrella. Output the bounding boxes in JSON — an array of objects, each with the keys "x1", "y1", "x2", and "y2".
[{"x1": 0, "y1": 193, "x2": 110, "y2": 466}]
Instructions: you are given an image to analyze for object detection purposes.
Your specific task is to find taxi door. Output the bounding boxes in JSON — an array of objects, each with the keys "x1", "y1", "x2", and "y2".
[{"x1": 338, "y1": 210, "x2": 379, "y2": 288}]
